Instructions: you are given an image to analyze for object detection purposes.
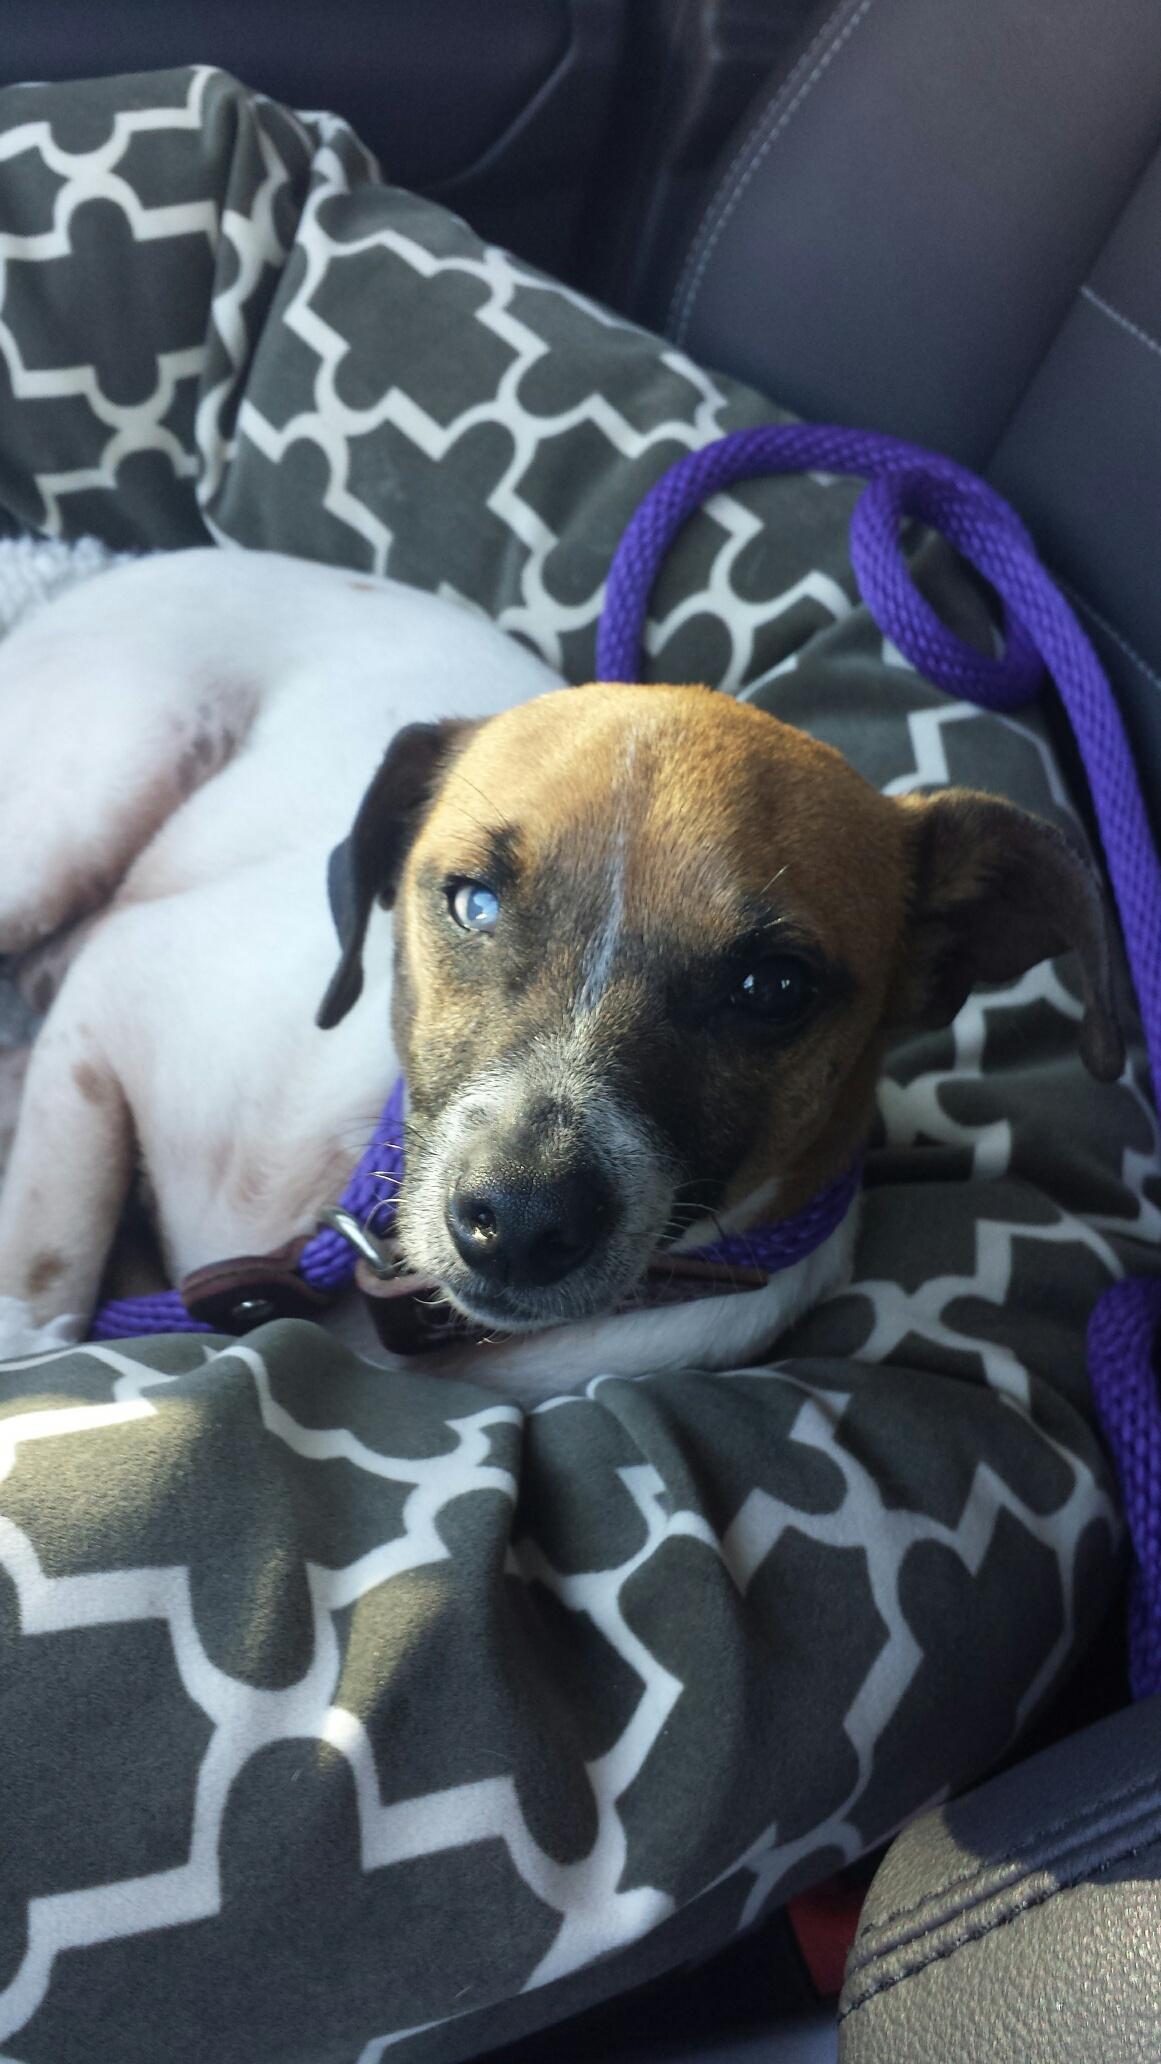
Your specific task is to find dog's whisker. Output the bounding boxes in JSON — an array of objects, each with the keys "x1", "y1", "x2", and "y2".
[
  {"x1": 445, "y1": 767, "x2": 513, "y2": 831},
  {"x1": 659, "y1": 1196, "x2": 731, "y2": 1245},
  {"x1": 694, "y1": 1208, "x2": 730, "y2": 1238}
]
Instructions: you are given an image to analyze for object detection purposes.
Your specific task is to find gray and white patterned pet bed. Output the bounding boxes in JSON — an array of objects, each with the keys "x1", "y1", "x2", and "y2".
[{"x1": 0, "y1": 64, "x2": 1156, "y2": 2064}]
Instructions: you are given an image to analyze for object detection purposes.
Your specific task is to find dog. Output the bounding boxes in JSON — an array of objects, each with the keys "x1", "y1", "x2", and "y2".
[{"x1": 0, "y1": 547, "x2": 1123, "y2": 1401}]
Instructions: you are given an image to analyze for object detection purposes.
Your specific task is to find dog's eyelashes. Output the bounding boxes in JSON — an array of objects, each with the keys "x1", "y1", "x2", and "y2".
[{"x1": 447, "y1": 879, "x2": 500, "y2": 934}]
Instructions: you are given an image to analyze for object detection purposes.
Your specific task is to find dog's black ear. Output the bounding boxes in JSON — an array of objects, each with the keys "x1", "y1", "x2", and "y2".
[
  {"x1": 891, "y1": 789, "x2": 1124, "y2": 1081},
  {"x1": 317, "y1": 719, "x2": 477, "y2": 1032}
]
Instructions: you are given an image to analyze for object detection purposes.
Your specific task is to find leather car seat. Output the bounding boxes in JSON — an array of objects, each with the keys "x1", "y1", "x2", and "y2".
[{"x1": 653, "y1": 0, "x2": 1161, "y2": 835}]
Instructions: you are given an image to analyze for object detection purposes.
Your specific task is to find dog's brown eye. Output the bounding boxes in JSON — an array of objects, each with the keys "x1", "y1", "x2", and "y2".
[
  {"x1": 729, "y1": 956, "x2": 817, "y2": 1025},
  {"x1": 448, "y1": 880, "x2": 500, "y2": 933}
]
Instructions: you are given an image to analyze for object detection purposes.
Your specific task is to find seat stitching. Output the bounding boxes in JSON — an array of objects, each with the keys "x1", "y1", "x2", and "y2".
[
  {"x1": 864, "y1": 1763, "x2": 1161, "y2": 1936},
  {"x1": 667, "y1": 0, "x2": 861, "y2": 341},
  {"x1": 1081, "y1": 282, "x2": 1161, "y2": 365},
  {"x1": 839, "y1": 1824, "x2": 1161, "y2": 2019},
  {"x1": 669, "y1": 0, "x2": 878, "y2": 347},
  {"x1": 1057, "y1": 577, "x2": 1161, "y2": 696}
]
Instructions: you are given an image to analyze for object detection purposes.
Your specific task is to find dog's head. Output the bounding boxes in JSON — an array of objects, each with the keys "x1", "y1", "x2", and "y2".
[{"x1": 318, "y1": 684, "x2": 1122, "y2": 1332}]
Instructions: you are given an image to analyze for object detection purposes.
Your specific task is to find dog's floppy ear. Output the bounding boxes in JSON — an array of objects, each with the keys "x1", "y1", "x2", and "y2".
[
  {"x1": 891, "y1": 789, "x2": 1124, "y2": 1081},
  {"x1": 317, "y1": 718, "x2": 477, "y2": 1031}
]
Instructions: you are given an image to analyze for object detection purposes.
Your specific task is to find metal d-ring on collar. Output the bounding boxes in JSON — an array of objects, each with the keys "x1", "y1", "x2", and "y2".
[{"x1": 317, "y1": 1205, "x2": 396, "y2": 1278}]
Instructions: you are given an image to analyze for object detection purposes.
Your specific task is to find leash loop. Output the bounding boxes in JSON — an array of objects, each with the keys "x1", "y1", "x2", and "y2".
[
  {"x1": 600, "y1": 418, "x2": 1161, "y2": 1698},
  {"x1": 846, "y1": 466, "x2": 1041, "y2": 708}
]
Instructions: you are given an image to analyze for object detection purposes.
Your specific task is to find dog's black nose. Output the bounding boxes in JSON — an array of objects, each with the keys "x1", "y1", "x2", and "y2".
[{"x1": 446, "y1": 1166, "x2": 613, "y2": 1287}]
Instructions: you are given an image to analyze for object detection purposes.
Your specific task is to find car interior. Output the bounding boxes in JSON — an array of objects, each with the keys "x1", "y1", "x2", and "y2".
[{"x1": 3, "y1": 3, "x2": 1160, "y2": 2059}]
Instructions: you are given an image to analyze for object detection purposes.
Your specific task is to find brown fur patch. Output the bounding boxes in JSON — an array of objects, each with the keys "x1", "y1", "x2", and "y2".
[
  {"x1": 26, "y1": 1249, "x2": 66, "y2": 1296},
  {"x1": 72, "y1": 1061, "x2": 108, "y2": 1107}
]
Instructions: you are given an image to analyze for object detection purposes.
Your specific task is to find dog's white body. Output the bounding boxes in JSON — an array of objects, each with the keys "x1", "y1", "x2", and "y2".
[{"x1": 0, "y1": 548, "x2": 854, "y2": 1397}]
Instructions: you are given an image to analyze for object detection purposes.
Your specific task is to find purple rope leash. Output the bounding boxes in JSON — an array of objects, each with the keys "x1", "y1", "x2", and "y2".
[
  {"x1": 88, "y1": 1290, "x2": 215, "y2": 1340},
  {"x1": 89, "y1": 1079, "x2": 407, "y2": 1340},
  {"x1": 1088, "y1": 1279, "x2": 1161, "y2": 1698},
  {"x1": 599, "y1": 421, "x2": 1161, "y2": 1698},
  {"x1": 695, "y1": 1156, "x2": 862, "y2": 1273}
]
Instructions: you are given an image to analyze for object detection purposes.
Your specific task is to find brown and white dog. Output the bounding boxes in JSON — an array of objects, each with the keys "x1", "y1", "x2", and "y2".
[{"x1": 0, "y1": 548, "x2": 1122, "y2": 1400}]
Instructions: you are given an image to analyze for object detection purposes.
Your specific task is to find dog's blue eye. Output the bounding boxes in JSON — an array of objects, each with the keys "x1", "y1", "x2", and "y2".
[
  {"x1": 730, "y1": 956, "x2": 816, "y2": 1024},
  {"x1": 449, "y1": 881, "x2": 499, "y2": 933}
]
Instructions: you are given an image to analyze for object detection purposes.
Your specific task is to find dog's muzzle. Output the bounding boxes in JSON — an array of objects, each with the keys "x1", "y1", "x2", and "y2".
[{"x1": 395, "y1": 1056, "x2": 676, "y2": 1329}]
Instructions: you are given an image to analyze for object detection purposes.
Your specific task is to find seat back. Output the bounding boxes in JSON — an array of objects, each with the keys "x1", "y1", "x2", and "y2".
[{"x1": 659, "y1": 0, "x2": 1161, "y2": 810}]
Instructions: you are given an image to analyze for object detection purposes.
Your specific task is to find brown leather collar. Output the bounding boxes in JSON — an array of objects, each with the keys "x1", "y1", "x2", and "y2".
[
  {"x1": 353, "y1": 1244, "x2": 769, "y2": 1356},
  {"x1": 180, "y1": 1242, "x2": 332, "y2": 1331}
]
